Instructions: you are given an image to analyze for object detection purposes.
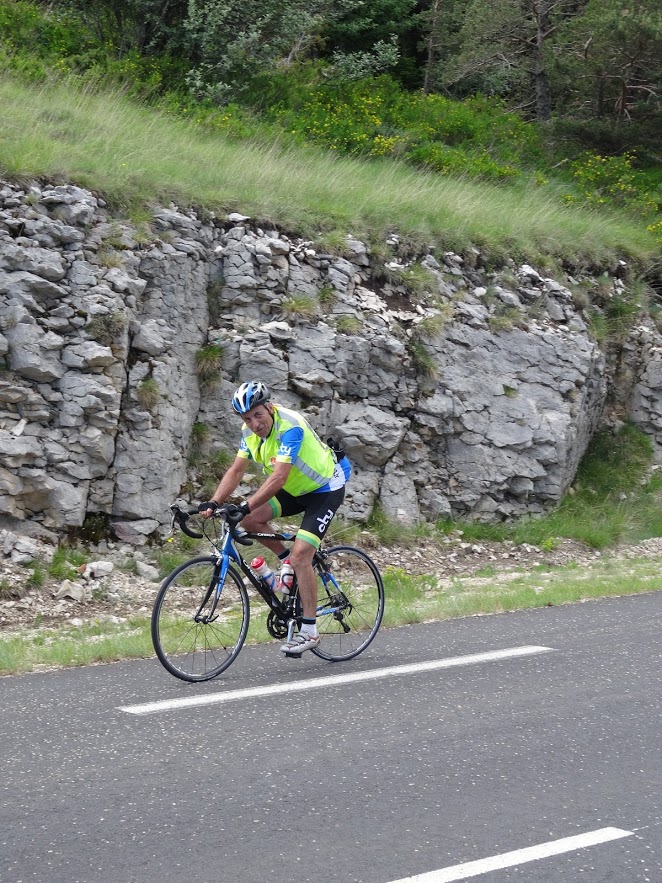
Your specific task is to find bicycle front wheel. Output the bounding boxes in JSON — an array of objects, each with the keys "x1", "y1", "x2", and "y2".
[
  {"x1": 151, "y1": 556, "x2": 249, "y2": 682},
  {"x1": 312, "y1": 545, "x2": 384, "y2": 662}
]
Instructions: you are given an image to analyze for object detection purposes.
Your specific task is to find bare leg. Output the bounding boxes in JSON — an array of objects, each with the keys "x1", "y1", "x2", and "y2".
[
  {"x1": 243, "y1": 506, "x2": 317, "y2": 620},
  {"x1": 242, "y1": 502, "x2": 288, "y2": 557},
  {"x1": 289, "y1": 538, "x2": 317, "y2": 620}
]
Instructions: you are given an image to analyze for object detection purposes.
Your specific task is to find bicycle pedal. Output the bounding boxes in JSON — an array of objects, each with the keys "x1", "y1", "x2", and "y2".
[{"x1": 283, "y1": 649, "x2": 303, "y2": 659}]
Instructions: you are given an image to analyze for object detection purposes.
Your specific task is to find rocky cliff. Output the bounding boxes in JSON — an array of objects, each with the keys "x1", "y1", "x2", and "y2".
[{"x1": 1, "y1": 179, "x2": 659, "y2": 545}]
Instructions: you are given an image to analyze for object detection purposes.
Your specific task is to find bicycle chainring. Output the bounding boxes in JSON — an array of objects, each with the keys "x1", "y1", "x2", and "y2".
[{"x1": 266, "y1": 610, "x2": 289, "y2": 639}]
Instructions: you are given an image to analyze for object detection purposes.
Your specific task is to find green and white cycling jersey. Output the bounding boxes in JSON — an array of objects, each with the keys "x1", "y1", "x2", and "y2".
[{"x1": 237, "y1": 404, "x2": 348, "y2": 497}]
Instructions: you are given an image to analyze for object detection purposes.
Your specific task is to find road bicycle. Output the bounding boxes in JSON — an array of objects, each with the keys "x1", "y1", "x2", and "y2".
[{"x1": 151, "y1": 503, "x2": 385, "y2": 682}]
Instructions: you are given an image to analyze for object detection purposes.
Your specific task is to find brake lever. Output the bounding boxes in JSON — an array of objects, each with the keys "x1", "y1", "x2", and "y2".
[{"x1": 168, "y1": 505, "x2": 182, "y2": 536}]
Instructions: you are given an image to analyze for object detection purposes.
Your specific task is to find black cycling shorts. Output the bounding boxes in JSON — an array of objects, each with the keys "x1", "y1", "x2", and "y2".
[{"x1": 268, "y1": 486, "x2": 345, "y2": 549}]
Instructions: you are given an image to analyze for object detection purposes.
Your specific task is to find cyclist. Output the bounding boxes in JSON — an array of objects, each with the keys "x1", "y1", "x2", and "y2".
[{"x1": 198, "y1": 379, "x2": 351, "y2": 656}]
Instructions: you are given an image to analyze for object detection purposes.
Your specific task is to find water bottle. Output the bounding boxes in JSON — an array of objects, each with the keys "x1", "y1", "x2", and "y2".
[
  {"x1": 250, "y1": 557, "x2": 276, "y2": 592},
  {"x1": 278, "y1": 559, "x2": 295, "y2": 596}
]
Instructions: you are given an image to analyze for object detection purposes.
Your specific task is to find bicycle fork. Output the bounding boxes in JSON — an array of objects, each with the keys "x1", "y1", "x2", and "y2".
[{"x1": 194, "y1": 560, "x2": 225, "y2": 623}]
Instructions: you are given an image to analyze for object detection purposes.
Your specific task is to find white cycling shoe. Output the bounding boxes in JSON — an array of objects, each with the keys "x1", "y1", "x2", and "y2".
[{"x1": 281, "y1": 632, "x2": 320, "y2": 657}]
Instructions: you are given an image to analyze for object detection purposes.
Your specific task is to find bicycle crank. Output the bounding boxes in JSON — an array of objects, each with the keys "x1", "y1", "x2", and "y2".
[{"x1": 266, "y1": 610, "x2": 289, "y2": 639}]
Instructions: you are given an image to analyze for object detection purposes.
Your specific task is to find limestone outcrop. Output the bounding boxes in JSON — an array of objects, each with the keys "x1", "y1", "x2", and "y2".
[{"x1": 0, "y1": 179, "x2": 658, "y2": 541}]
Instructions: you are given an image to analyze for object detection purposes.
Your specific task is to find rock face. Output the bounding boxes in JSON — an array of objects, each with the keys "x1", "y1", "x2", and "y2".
[{"x1": 0, "y1": 179, "x2": 655, "y2": 539}]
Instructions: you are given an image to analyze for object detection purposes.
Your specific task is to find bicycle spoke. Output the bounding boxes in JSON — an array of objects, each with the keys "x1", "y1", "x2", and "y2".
[
  {"x1": 312, "y1": 546, "x2": 384, "y2": 662},
  {"x1": 151, "y1": 557, "x2": 249, "y2": 681}
]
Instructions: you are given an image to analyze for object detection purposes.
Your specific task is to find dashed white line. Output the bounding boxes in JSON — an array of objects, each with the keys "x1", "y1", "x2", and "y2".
[
  {"x1": 386, "y1": 827, "x2": 634, "y2": 882},
  {"x1": 119, "y1": 644, "x2": 553, "y2": 715}
]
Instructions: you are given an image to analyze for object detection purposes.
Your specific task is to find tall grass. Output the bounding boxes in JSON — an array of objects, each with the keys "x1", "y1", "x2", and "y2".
[{"x1": 0, "y1": 75, "x2": 656, "y2": 267}]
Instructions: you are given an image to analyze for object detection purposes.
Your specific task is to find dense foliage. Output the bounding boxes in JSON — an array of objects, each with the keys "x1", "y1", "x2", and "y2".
[{"x1": 0, "y1": 0, "x2": 659, "y2": 244}]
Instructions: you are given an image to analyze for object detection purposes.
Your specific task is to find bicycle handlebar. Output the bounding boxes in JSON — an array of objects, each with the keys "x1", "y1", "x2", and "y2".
[{"x1": 169, "y1": 504, "x2": 254, "y2": 545}]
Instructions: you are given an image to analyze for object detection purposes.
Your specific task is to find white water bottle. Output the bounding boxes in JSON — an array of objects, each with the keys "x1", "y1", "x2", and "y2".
[
  {"x1": 278, "y1": 559, "x2": 295, "y2": 596},
  {"x1": 251, "y1": 557, "x2": 276, "y2": 592}
]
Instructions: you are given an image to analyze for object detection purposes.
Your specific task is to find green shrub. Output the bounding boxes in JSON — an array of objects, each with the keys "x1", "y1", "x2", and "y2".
[
  {"x1": 409, "y1": 143, "x2": 518, "y2": 180},
  {"x1": 564, "y1": 152, "x2": 658, "y2": 216},
  {"x1": 0, "y1": 1, "x2": 92, "y2": 79},
  {"x1": 75, "y1": 513, "x2": 111, "y2": 544},
  {"x1": 267, "y1": 72, "x2": 541, "y2": 180}
]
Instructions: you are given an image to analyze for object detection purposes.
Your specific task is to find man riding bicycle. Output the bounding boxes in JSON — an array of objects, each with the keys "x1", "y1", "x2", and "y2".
[{"x1": 199, "y1": 379, "x2": 351, "y2": 656}]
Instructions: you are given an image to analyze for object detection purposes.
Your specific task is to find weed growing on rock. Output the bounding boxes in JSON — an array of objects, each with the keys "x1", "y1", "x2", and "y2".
[
  {"x1": 195, "y1": 344, "x2": 223, "y2": 389},
  {"x1": 336, "y1": 315, "x2": 362, "y2": 335},
  {"x1": 282, "y1": 294, "x2": 318, "y2": 320},
  {"x1": 25, "y1": 562, "x2": 44, "y2": 588},
  {"x1": 48, "y1": 547, "x2": 86, "y2": 580},
  {"x1": 97, "y1": 248, "x2": 124, "y2": 268},
  {"x1": 408, "y1": 338, "x2": 438, "y2": 379},
  {"x1": 206, "y1": 278, "x2": 225, "y2": 325},
  {"x1": 87, "y1": 311, "x2": 125, "y2": 345},
  {"x1": 415, "y1": 306, "x2": 453, "y2": 338},
  {"x1": 487, "y1": 306, "x2": 521, "y2": 333},
  {"x1": 318, "y1": 283, "x2": 336, "y2": 310},
  {"x1": 136, "y1": 378, "x2": 159, "y2": 411}
]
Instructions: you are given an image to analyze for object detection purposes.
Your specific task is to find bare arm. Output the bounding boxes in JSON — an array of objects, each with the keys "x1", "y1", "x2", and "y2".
[{"x1": 207, "y1": 456, "x2": 249, "y2": 508}]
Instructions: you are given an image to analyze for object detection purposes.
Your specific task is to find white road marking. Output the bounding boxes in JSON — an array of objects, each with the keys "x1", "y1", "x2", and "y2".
[
  {"x1": 119, "y1": 645, "x2": 553, "y2": 715},
  {"x1": 386, "y1": 827, "x2": 634, "y2": 882}
]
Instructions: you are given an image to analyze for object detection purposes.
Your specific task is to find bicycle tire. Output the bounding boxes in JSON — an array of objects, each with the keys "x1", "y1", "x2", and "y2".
[
  {"x1": 311, "y1": 545, "x2": 384, "y2": 662},
  {"x1": 151, "y1": 555, "x2": 249, "y2": 682}
]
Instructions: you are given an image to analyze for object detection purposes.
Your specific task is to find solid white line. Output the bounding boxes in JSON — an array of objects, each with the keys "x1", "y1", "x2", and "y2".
[
  {"x1": 119, "y1": 645, "x2": 553, "y2": 715},
  {"x1": 387, "y1": 827, "x2": 634, "y2": 882}
]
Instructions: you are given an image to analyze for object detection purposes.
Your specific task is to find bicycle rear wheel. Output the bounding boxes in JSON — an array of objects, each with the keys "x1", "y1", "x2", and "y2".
[
  {"x1": 312, "y1": 545, "x2": 384, "y2": 662},
  {"x1": 151, "y1": 555, "x2": 249, "y2": 682}
]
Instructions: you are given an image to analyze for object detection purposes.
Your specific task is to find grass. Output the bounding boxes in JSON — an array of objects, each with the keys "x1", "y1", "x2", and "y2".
[
  {"x1": 0, "y1": 75, "x2": 657, "y2": 270},
  {"x1": 0, "y1": 617, "x2": 155, "y2": 675},
  {"x1": 437, "y1": 422, "x2": 662, "y2": 550},
  {"x1": 48, "y1": 546, "x2": 87, "y2": 580},
  {"x1": 1, "y1": 552, "x2": 661, "y2": 675},
  {"x1": 381, "y1": 557, "x2": 662, "y2": 626},
  {"x1": 136, "y1": 378, "x2": 159, "y2": 411},
  {"x1": 408, "y1": 338, "x2": 439, "y2": 379},
  {"x1": 195, "y1": 344, "x2": 223, "y2": 388},
  {"x1": 335, "y1": 315, "x2": 363, "y2": 335},
  {"x1": 281, "y1": 294, "x2": 318, "y2": 319}
]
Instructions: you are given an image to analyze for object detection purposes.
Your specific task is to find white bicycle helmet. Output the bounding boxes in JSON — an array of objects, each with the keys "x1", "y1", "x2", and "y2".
[{"x1": 231, "y1": 379, "x2": 270, "y2": 414}]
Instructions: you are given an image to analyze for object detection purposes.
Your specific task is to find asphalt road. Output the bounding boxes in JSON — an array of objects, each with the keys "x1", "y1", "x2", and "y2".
[{"x1": 1, "y1": 592, "x2": 661, "y2": 883}]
